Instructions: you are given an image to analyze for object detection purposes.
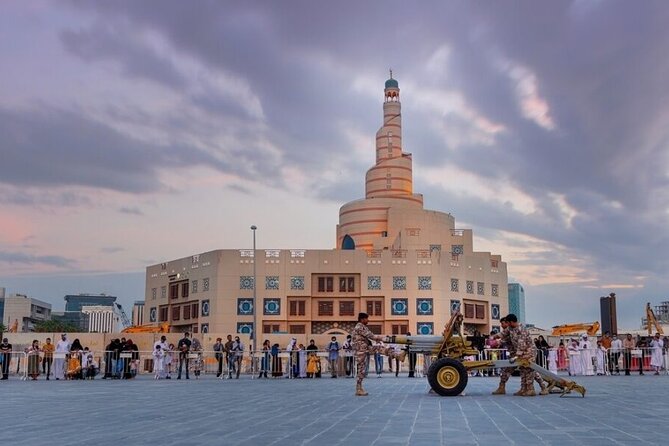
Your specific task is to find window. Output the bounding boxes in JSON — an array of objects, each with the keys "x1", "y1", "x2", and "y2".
[
  {"x1": 169, "y1": 284, "x2": 178, "y2": 299},
  {"x1": 172, "y1": 306, "x2": 180, "y2": 321},
  {"x1": 368, "y1": 325, "x2": 382, "y2": 335},
  {"x1": 183, "y1": 305, "x2": 191, "y2": 320},
  {"x1": 366, "y1": 300, "x2": 383, "y2": 316},
  {"x1": 318, "y1": 301, "x2": 334, "y2": 316},
  {"x1": 289, "y1": 325, "x2": 306, "y2": 334},
  {"x1": 318, "y1": 276, "x2": 334, "y2": 292},
  {"x1": 475, "y1": 304, "x2": 485, "y2": 320},
  {"x1": 263, "y1": 324, "x2": 280, "y2": 334},
  {"x1": 464, "y1": 303, "x2": 475, "y2": 319},
  {"x1": 392, "y1": 324, "x2": 408, "y2": 335},
  {"x1": 339, "y1": 301, "x2": 355, "y2": 316},
  {"x1": 161, "y1": 286, "x2": 167, "y2": 299},
  {"x1": 203, "y1": 278, "x2": 210, "y2": 291},
  {"x1": 151, "y1": 288, "x2": 157, "y2": 300},
  {"x1": 181, "y1": 282, "x2": 189, "y2": 298},
  {"x1": 191, "y1": 303, "x2": 199, "y2": 318},
  {"x1": 289, "y1": 300, "x2": 306, "y2": 316},
  {"x1": 159, "y1": 306, "x2": 168, "y2": 322},
  {"x1": 192, "y1": 280, "x2": 198, "y2": 294}
]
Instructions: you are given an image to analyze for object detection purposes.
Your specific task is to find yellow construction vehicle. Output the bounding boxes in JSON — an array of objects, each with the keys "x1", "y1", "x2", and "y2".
[
  {"x1": 121, "y1": 322, "x2": 170, "y2": 334},
  {"x1": 551, "y1": 322, "x2": 600, "y2": 337},
  {"x1": 646, "y1": 302, "x2": 664, "y2": 335},
  {"x1": 386, "y1": 311, "x2": 586, "y2": 397}
]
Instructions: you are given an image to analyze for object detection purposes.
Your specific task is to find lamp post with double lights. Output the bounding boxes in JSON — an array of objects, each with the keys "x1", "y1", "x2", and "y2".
[{"x1": 250, "y1": 225, "x2": 257, "y2": 358}]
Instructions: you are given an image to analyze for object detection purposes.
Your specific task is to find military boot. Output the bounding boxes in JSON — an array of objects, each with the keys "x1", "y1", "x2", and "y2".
[
  {"x1": 521, "y1": 385, "x2": 536, "y2": 397},
  {"x1": 492, "y1": 383, "x2": 506, "y2": 395},
  {"x1": 355, "y1": 383, "x2": 369, "y2": 396}
]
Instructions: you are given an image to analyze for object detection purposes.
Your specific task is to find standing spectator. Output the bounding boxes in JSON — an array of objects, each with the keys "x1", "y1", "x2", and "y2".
[
  {"x1": 406, "y1": 331, "x2": 417, "y2": 378},
  {"x1": 285, "y1": 338, "x2": 297, "y2": 378},
  {"x1": 54, "y1": 334, "x2": 70, "y2": 380},
  {"x1": 0, "y1": 338, "x2": 12, "y2": 380},
  {"x1": 232, "y1": 336, "x2": 244, "y2": 379},
  {"x1": 124, "y1": 339, "x2": 139, "y2": 379},
  {"x1": 306, "y1": 340, "x2": 319, "y2": 378},
  {"x1": 557, "y1": 341, "x2": 567, "y2": 370},
  {"x1": 535, "y1": 336, "x2": 550, "y2": 368},
  {"x1": 298, "y1": 343, "x2": 307, "y2": 378},
  {"x1": 42, "y1": 337, "x2": 54, "y2": 380},
  {"x1": 164, "y1": 343, "x2": 175, "y2": 379},
  {"x1": 224, "y1": 334, "x2": 234, "y2": 378},
  {"x1": 579, "y1": 335, "x2": 595, "y2": 376},
  {"x1": 547, "y1": 347, "x2": 558, "y2": 374},
  {"x1": 636, "y1": 336, "x2": 647, "y2": 375},
  {"x1": 153, "y1": 344, "x2": 165, "y2": 379},
  {"x1": 567, "y1": 339, "x2": 582, "y2": 376},
  {"x1": 622, "y1": 333, "x2": 635, "y2": 376},
  {"x1": 610, "y1": 334, "x2": 623, "y2": 375},
  {"x1": 270, "y1": 343, "x2": 282, "y2": 378},
  {"x1": 213, "y1": 337, "x2": 225, "y2": 378},
  {"x1": 190, "y1": 338, "x2": 203, "y2": 379},
  {"x1": 259, "y1": 339, "x2": 270, "y2": 378},
  {"x1": 327, "y1": 336, "x2": 340, "y2": 378},
  {"x1": 373, "y1": 340, "x2": 384, "y2": 378},
  {"x1": 343, "y1": 335, "x2": 353, "y2": 378},
  {"x1": 306, "y1": 350, "x2": 319, "y2": 378},
  {"x1": 177, "y1": 332, "x2": 192, "y2": 379},
  {"x1": 595, "y1": 340, "x2": 607, "y2": 375},
  {"x1": 27, "y1": 340, "x2": 41, "y2": 380},
  {"x1": 81, "y1": 348, "x2": 95, "y2": 379},
  {"x1": 650, "y1": 333, "x2": 664, "y2": 375}
]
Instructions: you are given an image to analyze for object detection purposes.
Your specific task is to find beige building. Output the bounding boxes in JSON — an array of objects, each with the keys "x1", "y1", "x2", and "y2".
[
  {"x1": 1, "y1": 293, "x2": 52, "y2": 332},
  {"x1": 144, "y1": 75, "x2": 508, "y2": 339}
]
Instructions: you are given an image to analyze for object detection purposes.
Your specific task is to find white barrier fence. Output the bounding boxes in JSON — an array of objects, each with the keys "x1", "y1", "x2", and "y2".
[{"x1": 1, "y1": 347, "x2": 667, "y2": 380}]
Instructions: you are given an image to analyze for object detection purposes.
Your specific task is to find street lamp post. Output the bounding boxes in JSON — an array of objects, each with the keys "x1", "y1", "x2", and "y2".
[{"x1": 250, "y1": 225, "x2": 257, "y2": 359}]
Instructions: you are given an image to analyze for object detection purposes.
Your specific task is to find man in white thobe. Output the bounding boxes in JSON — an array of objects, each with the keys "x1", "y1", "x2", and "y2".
[
  {"x1": 579, "y1": 334, "x2": 594, "y2": 376},
  {"x1": 567, "y1": 339, "x2": 582, "y2": 376},
  {"x1": 285, "y1": 338, "x2": 296, "y2": 377},
  {"x1": 650, "y1": 334, "x2": 664, "y2": 375},
  {"x1": 54, "y1": 334, "x2": 71, "y2": 380}
]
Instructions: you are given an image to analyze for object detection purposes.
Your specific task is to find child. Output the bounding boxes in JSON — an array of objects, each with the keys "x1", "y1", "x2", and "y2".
[
  {"x1": 306, "y1": 352, "x2": 319, "y2": 378},
  {"x1": 153, "y1": 344, "x2": 165, "y2": 379}
]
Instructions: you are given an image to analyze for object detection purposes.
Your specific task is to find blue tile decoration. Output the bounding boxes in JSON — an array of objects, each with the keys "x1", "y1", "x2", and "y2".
[
  {"x1": 290, "y1": 276, "x2": 305, "y2": 290},
  {"x1": 417, "y1": 276, "x2": 432, "y2": 290},
  {"x1": 450, "y1": 278, "x2": 459, "y2": 292},
  {"x1": 391, "y1": 298, "x2": 408, "y2": 315},
  {"x1": 367, "y1": 276, "x2": 381, "y2": 290},
  {"x1": 491, "y1": 325, "x2": 501, "y2": 334},
  {"x1": 451, "y1": 244, "x2": 464, "y2": 255},
  {"x1": 149, "y1": 307, "x2": 157, "y2": 322},
  {"x1": 466, "y1": 280, "x2": 474, "y2": 294},
  {"x1": 201, "y1": 300, "x2": 210, "y2": 317},
  {"x1": 240, "y1": 276, "x2": 254, "y2": 290},
  {"x1": 203, "y1": 277, "x2": 210, "y2": 292},
  {"x1": 237, "y1": 298, "x2": 254, "y2": 315},
  {"x1": 393, "y1": 276, "x2": 407, "y2": 290},
  {"x1": 491, "y1": 304, "x2": 500, "y2": 320},
  {"x1": 265, "y1": 276, "x2": 279, "y2": 290},
  {"x1": 492, "y1": 284, "x2": 499, "y2": 297},
  {"x1": 201, "y1": 323, "x2": 209, "y2": 333},
  {"x1": 450, "y1": 299, "x2": 461, "y2": 315},
  {"x1": 416, "y1": 298, "x2": 433, "y2": 315},
  {"x1": 417, "y1": 322, "x2": 434, "y2": 335},
  {"x1": 237, "y1": 322, "x2": 253, "y2": 335},
  {"x1": 477, "y1": 281, "x2": 484, "y2": 295},
  {"x1": 264, "y1": 298, "x2": 281, "y2": 315}
]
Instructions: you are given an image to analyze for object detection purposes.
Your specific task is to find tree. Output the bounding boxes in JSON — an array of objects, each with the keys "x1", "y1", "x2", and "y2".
[{"x1": 33, "y1": 320, "x2": 79, "y2": 333}]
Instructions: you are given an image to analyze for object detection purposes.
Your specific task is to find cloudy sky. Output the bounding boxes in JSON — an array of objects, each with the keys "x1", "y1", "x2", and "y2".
[{"x1": 1, "y1": 0, "x2": 668, "y2": 330}]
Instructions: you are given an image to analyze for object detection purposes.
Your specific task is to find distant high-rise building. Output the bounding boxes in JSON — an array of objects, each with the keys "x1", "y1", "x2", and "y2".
[
  {"x1": 81, "y1": 305, "x2": 117, "y2": 333},
  {"x1": 56, "y1": 293, "x2": 117, "y2": 332},
  {"x1": 507, "y1": 283, "x2": 526, "y2": 324},
  {"x1": 132, "y1": 301, "x2": 145, "y2": 326},
  {"x1": 600, "y1": 293, "x2": 618, "y2": 335}
]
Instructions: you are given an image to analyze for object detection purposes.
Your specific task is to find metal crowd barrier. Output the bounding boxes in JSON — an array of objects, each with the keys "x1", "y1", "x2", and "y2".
[{"x1": 0, "y1": 351, "x2": 28, "y2": 380}]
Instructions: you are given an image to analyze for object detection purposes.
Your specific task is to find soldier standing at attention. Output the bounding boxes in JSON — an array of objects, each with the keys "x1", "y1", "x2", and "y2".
[
  {"x1": 352, "y1": 312, "x2": 406, "y2": 396},
  {"x1": 506, "y1": 314, "x2": 538, "y2": 396}
]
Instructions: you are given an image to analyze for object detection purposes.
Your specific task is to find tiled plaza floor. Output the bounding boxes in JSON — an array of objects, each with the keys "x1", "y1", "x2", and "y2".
[{"x1": 2, "y1": 373, "x2": 665, "y2": 445}]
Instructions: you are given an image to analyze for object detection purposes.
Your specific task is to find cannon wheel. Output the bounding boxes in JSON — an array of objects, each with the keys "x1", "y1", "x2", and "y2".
[{"x1": 427, "y1": 357, "x2": 468, "y2": 396}]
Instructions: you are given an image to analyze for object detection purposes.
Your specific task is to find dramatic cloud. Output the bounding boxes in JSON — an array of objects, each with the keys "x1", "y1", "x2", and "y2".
[{"x1": 1, "y1": 1, "x2": 669, "y2": 326}]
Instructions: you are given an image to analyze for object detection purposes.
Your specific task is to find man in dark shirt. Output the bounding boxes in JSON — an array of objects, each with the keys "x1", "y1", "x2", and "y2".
[
  {"x1": 224, "y1": 334, "x2": 234, "y2": 378},
  {"x1": 213, "y1": 337, "x2": 224, "y2": 377},
  {"x1": 0, "y1": 338, "x2": 12, "y2": 379},
  {"x1": 177, "y1": 332, "x2": 192, "y2": 379}
]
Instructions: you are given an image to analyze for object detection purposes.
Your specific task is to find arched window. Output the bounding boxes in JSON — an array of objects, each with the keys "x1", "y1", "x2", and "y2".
[{"x1": 341, "y1": 234, "x2": 355, "y2": 250}]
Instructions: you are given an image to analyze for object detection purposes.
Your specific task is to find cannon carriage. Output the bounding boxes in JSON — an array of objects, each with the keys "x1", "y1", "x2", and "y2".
[{"x1": 384, "y1": 312, "x2": 586, "y2": 397}]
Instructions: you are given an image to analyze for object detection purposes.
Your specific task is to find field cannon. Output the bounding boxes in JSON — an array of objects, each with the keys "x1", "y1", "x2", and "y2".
[{"x1": 384, "y1": 312, "x2": 586, "y2": 397}]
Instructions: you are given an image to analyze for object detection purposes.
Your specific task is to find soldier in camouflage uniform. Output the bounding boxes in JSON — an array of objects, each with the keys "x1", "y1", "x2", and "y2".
[
  {"x1": 493, "y1": 317, "x2": 548, "y2": 395},
  {"x1": 352, "y1": 312, "x2": 406, "y2": 396},
  {"x1": 506, "y1": 314, "x2": 538, "y2": 396}
]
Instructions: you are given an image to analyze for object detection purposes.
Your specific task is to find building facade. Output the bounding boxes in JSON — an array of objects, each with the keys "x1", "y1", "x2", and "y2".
[
  {"x1": 144, "y1": 75, "x2": 508, "y2": 338},
  {"x1": 81, "y1": 305, "x2": 118, "y2": 333},
  {"x1": 132, "y1": 301, "x2": 145, "y2": 326},
  {"x1": 0, "y1": 293, "x2": 52, "y2": 332},
  {"x1": 507, "y1": 283, "x2": 526, "y2": 324}
]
